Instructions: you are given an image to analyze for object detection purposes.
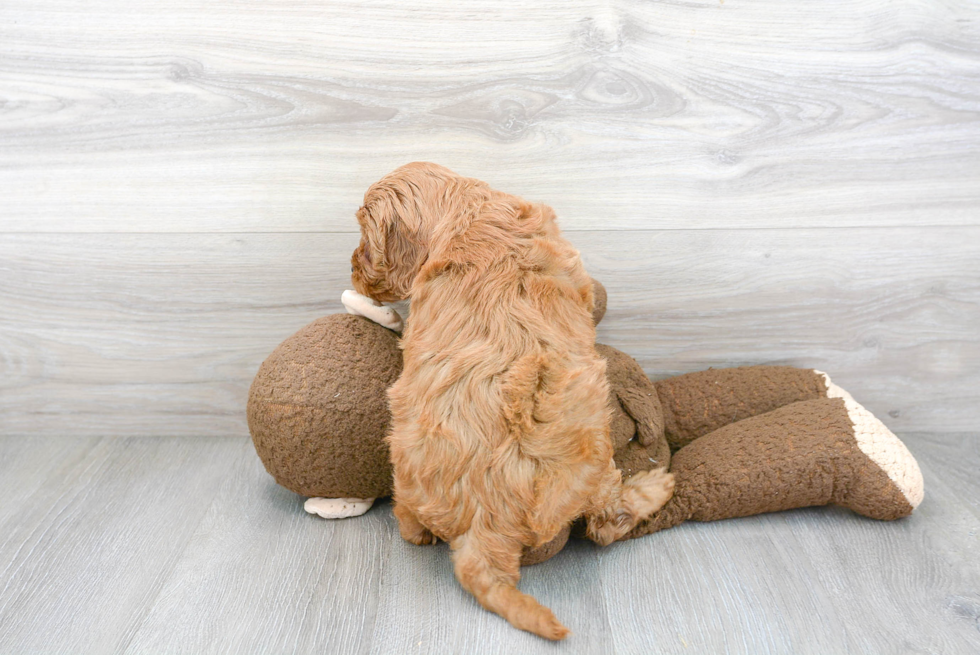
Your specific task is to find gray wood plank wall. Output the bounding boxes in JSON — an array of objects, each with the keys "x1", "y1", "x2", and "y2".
[{"x1": 1, "y1": 0, "x2": 978, "y2": 437}]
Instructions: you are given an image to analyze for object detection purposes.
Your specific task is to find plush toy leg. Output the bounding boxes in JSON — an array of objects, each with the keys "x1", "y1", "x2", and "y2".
[
  {"x1": 654, "y1": 366, "x2": 830, "y2": 451},
  {"x1": 815, "y1": 371, "x2": 924, "y2": 511},
  {"x1": 625, "y1": 393, "x2": 924, "y2": 540},
  {"x1": 304, "y1": 497, "x2": 375, "y2": 519}
]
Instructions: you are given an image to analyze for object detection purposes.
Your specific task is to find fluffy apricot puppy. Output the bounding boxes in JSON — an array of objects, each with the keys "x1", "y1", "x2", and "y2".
[{"x1": 351, "y1": 162, "x2": 674, "y2": 640}]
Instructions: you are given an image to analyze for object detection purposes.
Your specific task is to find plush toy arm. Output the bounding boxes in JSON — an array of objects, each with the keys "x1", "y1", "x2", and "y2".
[
  {"x1": 341, "y1": 290, "x2": 403, "y2": 332},
  {"x1": 595, "y1": 343, "x2": 667, "y2": 457},
  {"x1": 624, "y1": 389, "x2": 924, "y2": 540},
  {"x1": 615, "y1": 388, "x2": 664, "y2": 448}
]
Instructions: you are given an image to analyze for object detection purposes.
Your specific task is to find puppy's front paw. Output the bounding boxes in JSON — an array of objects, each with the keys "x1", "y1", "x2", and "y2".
[{"x1": 625, "y1": 468, "x2": 675, "y2": 518}]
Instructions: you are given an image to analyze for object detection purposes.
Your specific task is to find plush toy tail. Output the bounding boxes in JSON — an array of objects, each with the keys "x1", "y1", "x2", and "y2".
[{"x1": 451, "y1": 522, "x2": 570, "y2": 641}]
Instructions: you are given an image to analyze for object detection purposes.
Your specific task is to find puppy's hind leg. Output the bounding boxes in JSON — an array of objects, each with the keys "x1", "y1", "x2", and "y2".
[
  {"x1": 585, "y1": 465, "x2": 675, "y2": 546},
  {"x1": 393, "y1": 501, "x2": 437, "y2": 545},
  {"x1": 450, "y1": 519, "x2": 570, "y2": 640}
]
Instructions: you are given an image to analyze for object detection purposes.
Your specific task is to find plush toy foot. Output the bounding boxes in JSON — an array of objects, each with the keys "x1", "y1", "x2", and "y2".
[
  {"x1": 625, "y1": 388, "x2": 925, "y2": 539},
  {"x1": 303, "y1": 497, "x2": 375, "y2": 519},
  {"x1": 341, "y1": 290, "x2": 403, "y2": 332},
  {"x1": 816, "y1": 371, "x2": 925, "y2": 511}
]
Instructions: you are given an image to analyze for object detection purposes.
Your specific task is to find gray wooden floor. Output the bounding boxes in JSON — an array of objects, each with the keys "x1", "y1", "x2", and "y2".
[{"x1": 0, "y1": 433, "x2": 977, "y2": 654}]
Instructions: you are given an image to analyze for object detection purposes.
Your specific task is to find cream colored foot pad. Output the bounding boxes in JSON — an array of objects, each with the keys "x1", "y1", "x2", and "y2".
[
  {"x1": 304, "y1": 497, "x2": 375, "y2": 519},
  {"x1": 815, "y1": 370, "x2": 924, "y2": 509}
]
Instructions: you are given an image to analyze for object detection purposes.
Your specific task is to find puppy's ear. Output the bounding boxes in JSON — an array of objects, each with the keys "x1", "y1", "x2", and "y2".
[
  {"x1": 381, "y1": 221, "x2": 428, "y2": 297},
  {"x1": 358, "y1": 246, "x2": 373, "y2": 270}
]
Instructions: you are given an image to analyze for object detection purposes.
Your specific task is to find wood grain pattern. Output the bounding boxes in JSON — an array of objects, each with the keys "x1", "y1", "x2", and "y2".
[
  {"x1": 1, "y1": 0, "x2": 978, "y2": 232},
  {"x1": 366, "y1": 512, "x2": 616, "y2": 655},
  {"x1": 0, "y1": 434, "x2": 977, "y2": 654},
  {"x1": 1, "y1": 228, "x2": 976, "y2": 437},
  {"x1": 0, "y1": 436, "x2": 245, "y2": 653},
  {"x1": 1, "y1": 1, "x2": 977, "y2": 652},
  {"x1": 124, "y1": 442, "x2": 388, "y2": 654},
  {"x1": 598, "y1": 487, "x2": 980, "y2": 654},
  {"x1": 911, "y1": 432, "x2": 980, "y2": 520}
]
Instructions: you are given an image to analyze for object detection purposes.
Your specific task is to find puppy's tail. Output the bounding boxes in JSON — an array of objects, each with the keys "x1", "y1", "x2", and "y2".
[{"x1": 450, "y1": 523, "x2": 570, "y2": 641}]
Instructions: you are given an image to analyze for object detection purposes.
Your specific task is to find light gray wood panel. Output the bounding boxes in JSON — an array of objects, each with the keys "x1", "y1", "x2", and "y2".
[
  {"x1": 124, "y1": 440, "x2": 387, "y2": 655},
  {"x1": 2, "y1": 434, "x2": 976, "y2": 654},
  {"x1": 0, "y1": 232, "x2": 361, "y2": 438},
  {"x1": 126, "y1": 446, "x2": 614, "y2": 654},
  {"x1": 586, "y1": 227, "x2": 980, "y2": 434},
  {"x1": 0, "y1": 436, "x2": 245, "y2": 654},
  {"x1": 1, "y1": 227, "x2": 977, "y2": 438},
  {"x1": 366, "y1": 512, "x2": 614, "y2": 655},
  {"x1": 596, "y1": 433, "x2": 980, "y2": 655},
  {"x1": 0, "y1": 437, "x2": 99, "y2": 535},
  {"x1": 1, "y1": 0, "x2": 978, "y2": 232},
  {"x1": 911, "y1": 432, "x2": 980, "y2": 521}
]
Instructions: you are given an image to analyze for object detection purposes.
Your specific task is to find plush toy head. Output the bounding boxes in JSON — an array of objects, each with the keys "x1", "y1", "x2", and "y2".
[{"x1": 249, "y1": 313, "x2": 401, "y2": 499}]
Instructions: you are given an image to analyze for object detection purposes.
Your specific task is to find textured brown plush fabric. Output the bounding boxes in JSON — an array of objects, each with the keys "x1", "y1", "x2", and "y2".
[
  {"x1": 655, "y1": 366, "x2": 829, "y2": 451},
  {"x1": 613, "y1": 440, "x2": 670, "y2": 481},
  {"x1": 597, "y1": 345, "x2": 666, "y2": 452},
  {"x1": 248, "y1": 315, "x2": 664, "y2": 567},
  {"x1": 520, "y1": 525, "x2": 571, "y2": 566},
  {"x1": 248, "y1": 314, "x2": 402, "y2": 498},
  {"x1": 625, "y1": 397, "x2": 914, "y2": 539}
]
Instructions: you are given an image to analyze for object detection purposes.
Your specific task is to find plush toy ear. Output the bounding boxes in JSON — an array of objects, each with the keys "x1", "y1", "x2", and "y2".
[
  {"x1": 615, "y1": 387, "x2": 664, "y2": 448},
  {"x1": 595, "y1": 343, "x2": 667, "y2": 450}
]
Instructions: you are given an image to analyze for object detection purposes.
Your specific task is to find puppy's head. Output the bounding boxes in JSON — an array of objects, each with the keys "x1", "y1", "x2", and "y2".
[{"x1": 351, "y1": 162, "x2": 459, "y2": 302}]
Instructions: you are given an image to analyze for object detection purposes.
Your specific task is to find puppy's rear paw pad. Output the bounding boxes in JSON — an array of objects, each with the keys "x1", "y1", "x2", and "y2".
[
  {"x1": 403, "y1": 527, "x2": 438, "y2": 546},
  {"x1": 627, "y1": 468, "x2": 675, "y2": 516}
]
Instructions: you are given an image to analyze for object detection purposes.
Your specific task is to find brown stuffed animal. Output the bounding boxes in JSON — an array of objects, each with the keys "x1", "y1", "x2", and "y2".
[{"x1": 248, "y1": 280, "x2": 923, "y2": 564}]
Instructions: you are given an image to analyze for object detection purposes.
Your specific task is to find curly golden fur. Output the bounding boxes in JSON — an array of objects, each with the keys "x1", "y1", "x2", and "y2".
[{"x1": 351, "y1": 162, "x2": 674, "y2": 640}]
